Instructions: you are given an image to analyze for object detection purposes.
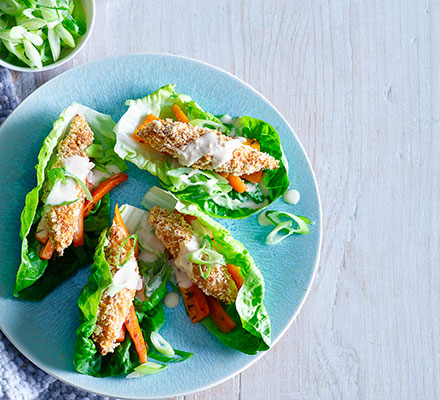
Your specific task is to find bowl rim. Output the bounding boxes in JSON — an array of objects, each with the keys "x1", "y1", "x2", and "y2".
[{"x1": 0, "y1": 0, "x2": 96, "y2": 73}]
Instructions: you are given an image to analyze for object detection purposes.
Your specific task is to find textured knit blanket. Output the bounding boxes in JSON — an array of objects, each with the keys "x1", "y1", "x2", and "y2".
[{"x1": 0, "y1": 67, "x2": 113, "y2": 400}]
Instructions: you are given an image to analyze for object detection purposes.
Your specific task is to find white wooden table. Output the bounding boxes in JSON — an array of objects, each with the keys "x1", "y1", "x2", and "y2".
[{"x1": 11, "y1": 1, "x2": 440, "y2": 398}]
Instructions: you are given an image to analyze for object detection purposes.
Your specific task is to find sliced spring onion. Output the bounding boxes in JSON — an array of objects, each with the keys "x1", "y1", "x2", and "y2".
[
  {"x1": 148, "y1": 349, "x2": 194, "y2": 364},
  {"x1": 257, "y1": 211, "x2": 272, "y2": 226},
  {"x1": 22, "y1": 38, "x2": 42, "y2": 68},
  {"x1": 258, "y1": 210, "x2": 311, "y2": 245},
  {"x1": 150, "y1": 331, "x2": 175, "y2": 357},
  {"x1": 0, "y1": 0, "x2": 24, "y2": 17},
  {"x1": 264, "y1": 210, "x2": 311, "y2": 227},
  {"x1": 47, "y1": 27, "x2": 60, "y2": 61},
  {"x1": 116, "y1": 234, "x2": 138, "y2": 269},
  {"x1": 19, "y1": 18, "x2": 47, "y2": 30},
  {"x1": 10, "y1": 25, "x2": 26, "y2": 39},
  {"x1": 24, "y1": 30, "x2": 43, "y2": 46},
  {"x1": 265, "y1": 221, "x2": 294, "y2": 245},
  {"x1": 2, "y1": 39, "x2": 30, "y2": 65},
  {"x1": 188, "y1": 235, "x2": 226, "y2": 279},
  {"x1": 188, "y1": 248, "x2": 225, "y2": 266},
  {"x1": 39, "y1": 0, "x2": 59, "y2": 22},
  {"x1": 54, "y1": 22, "x2": 75, "y2": 48},
  {"x1": 126, "y1": 362, "x2": 168, "y2": 379}
]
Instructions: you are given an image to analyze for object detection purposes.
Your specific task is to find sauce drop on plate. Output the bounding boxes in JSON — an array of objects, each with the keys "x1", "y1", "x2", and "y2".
[
  {"x1": 163, "y1": 291, "x2": 180, "y2": 309},
  {"x1": 283, "y1": 189, "x2": 300, "y2": 205}
]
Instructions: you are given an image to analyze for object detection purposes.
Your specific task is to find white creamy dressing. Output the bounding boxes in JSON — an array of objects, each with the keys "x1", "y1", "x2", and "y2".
[
  {"x1": 240, "y1": 198, "x2": 268, "y2": 210},
  {"x1": 176, "y1": 130, "x2": 243, "y2": 169},
  {"x1": 138, "y1": 251, "x2": 159, "y2": 263},
  {"x1": 245, "y1": 182, "x2": 259, "y2": 193},
  {"x1": 87, "y1": 168, "x2": 109, "y2": 186},
  {"x1": 64, "y1": 155, "x2": 94, "y2": 181},
  {"x1": 107, "y1": 258, "x2": 143, "y2": 297},
  {"x1": 173, "y1": 263, "x2": 193, "y2": 289},
  {"x1": 283, "y1": 189, "x2": 300, "y2": 205},
  {"x1": 174, "y1": 236, "x2": 200, "y2": 280},
  {"x1": 106, "y1": 164, "x2": 121, "y2": 175},
  {"x1": 45, "y1": 155, "x2": 94, "y2": 206},
  {"x1": 136, "y1": 213, "x2": 165, "y2": 255},
  {"x1": 163, "y1": 291, "x2": 180, "y2": 308},
  {"x1": 144, "y1": 276, "x2": 163, "y2": 298},
  {"x1": 219, "y1": 114, "x2": 233, "y2": 124},
  {"x1": 87, "y1": 164, "x2": 121, "y2": 186}
]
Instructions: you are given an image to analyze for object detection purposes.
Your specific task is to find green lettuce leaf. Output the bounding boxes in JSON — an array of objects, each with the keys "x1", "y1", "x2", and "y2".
[
  {"x1": 142, "y1": 187, "x2": 271, "y2": 354},
  {"x1": 14, "y1": 103, "x2": 126, "y2": 299},
  {"x1": 74, "y1": 205, "x2": 191, "y2": 377},
  {"x1": 114, "y1": 84, "x2": 289, "y2": 219}
]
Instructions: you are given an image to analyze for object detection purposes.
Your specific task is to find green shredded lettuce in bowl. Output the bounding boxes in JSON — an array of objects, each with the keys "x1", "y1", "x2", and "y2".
[{"x1": 0, "y1": 0, "x2": 87, "y2": 68}]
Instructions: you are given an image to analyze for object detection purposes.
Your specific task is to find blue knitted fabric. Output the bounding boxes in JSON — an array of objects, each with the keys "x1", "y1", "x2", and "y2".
[{"x1": 0, "y1": 67, "x2": 115, "y2": 400}]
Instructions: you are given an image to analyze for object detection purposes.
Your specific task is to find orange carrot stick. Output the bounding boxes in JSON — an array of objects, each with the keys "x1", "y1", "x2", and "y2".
[
  {"x1": 73, "y1": 202, "x2": 84, "y2": 247},
  {"x1": 84, "y1": 173, "x2": 128, "y2": 217},
  {"x1": 180, "y1": 284, "x2": 210, "y2": 323},
  {"x1": 243, "y1": 138, "x2": 260, "y2": 151},
  {"x1": 206, "y1": 297, "x2": 236, "y2": 333},
  {"x1": 240, "y1": 170, "x2": 262, "y2": 183},
  {"x1": 172, "y1": 104, "x2": 190, "y2": 123},
  {"x1": 35, "y1": 219, "x2": 49, "y2": 244},
  {"x1": 113, "y1": 203, "x2": 138, "y2": 257},
  {"x1": 40, "y1": 239, "x2": 55, "y2": 260},
  {"x1": 225, "y1": 175, "x2": 248, "y2": 193},
  {"x1": 125, "y1": 304, "x2": 147, "y2": 364},
  {"x1": 226, "y1": 264, "x2": 244, "y2": 290},
  {"x1": 113, "y1": 203, "x2": 128, "y2": 235},
  {"x1": 133, "y1": 114, "x2": 160, "y2": 142}
]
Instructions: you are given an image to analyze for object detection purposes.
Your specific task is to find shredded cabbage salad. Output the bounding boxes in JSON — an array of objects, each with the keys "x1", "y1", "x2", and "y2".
[{"x1": 0, "y1": 0, "x2": 86, "y2": 68}]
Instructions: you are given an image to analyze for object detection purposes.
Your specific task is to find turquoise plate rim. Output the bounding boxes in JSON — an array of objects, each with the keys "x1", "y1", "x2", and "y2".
[{"x1": 0, "y1": 53, "x2": 322, "y2": 399}]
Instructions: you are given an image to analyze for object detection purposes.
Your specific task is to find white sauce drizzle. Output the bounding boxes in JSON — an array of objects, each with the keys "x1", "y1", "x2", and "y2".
[
  {"x1": 88, "y1": 164, "x2": 121, "y2": 186},
  {"x1": 88, "y1": 168, "x2": 109, "y2": 186},
  {"x1": 163, "y1": 292, "x2": 180, "y2": 308},
  {"x1": 138, "y1": 251, "x2": 159, "y2": 263},
  {"x1": 45, "y1": 155, "x2": 94, "y2": 206},
  {"x1": 64, "y1": 155, "x2": 94, "y2": 181},
  {"x1": 283, "y1": 189, "x2": 300, "y2": 205},
  {"x1": 176, "y1": 130, "x2": 243, "y2": 168},
  {"x1": 240, "y1": 198, "x2": 268, "y2": 210},
  {"x1": 174, "y1": 237, "x2": 200, "y2": 280},
  {"x1": 172, "y1": 263, "x2": 193, "y2": 289},
  {"x1": 45, "y1": 180, "x2": 78, "y2": 206},
  {"x1": 219, "y1": 114, "x2": 233, "y2": 124},
  {"x1": 137, "y1": 213, "x2": 165, "y2": 254},
  {"x1": 107, "y1": 258, "x2": 143, "y2": 297}
]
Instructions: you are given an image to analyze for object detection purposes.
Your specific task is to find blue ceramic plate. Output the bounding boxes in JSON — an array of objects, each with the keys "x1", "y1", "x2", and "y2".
[{"x1": 0, "y1": 54, "x2": 321, "y2": 399}]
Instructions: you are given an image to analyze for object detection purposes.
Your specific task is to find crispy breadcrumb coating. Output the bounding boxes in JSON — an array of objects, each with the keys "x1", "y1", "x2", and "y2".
[
  {"x1": 45, "y1": 115, "x2": 94, "y2": 255},
  {"x1": 92, "y1": 223, "x2": 139, "y2": 356},
  {"x1": 137, "y1": 119, "x2": 279, "y2": 175},
  {"x1": 149, "y1": 206, "x2": 238, "y2": 304}
]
